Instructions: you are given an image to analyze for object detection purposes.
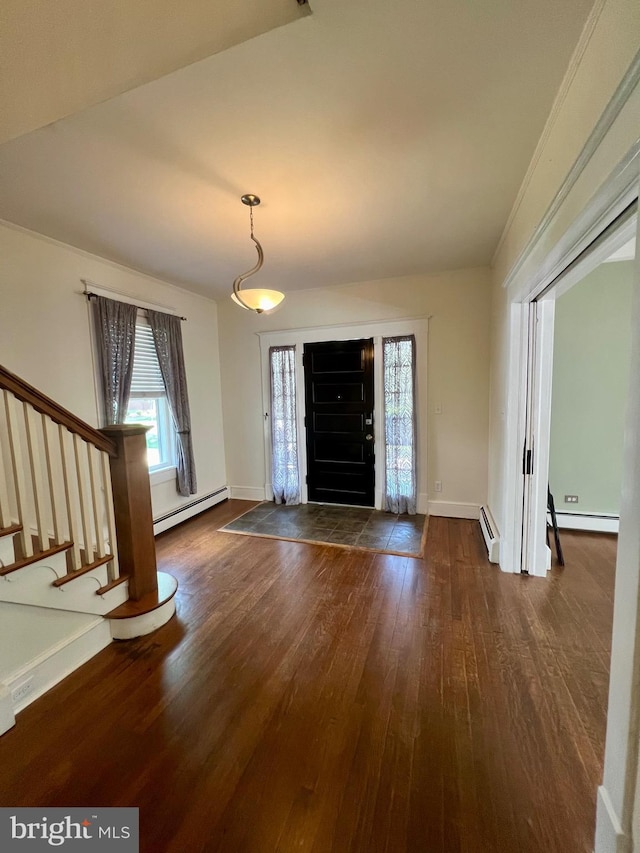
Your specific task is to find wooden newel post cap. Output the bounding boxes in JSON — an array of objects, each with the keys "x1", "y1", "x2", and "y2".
[{"x1": 100, "y1": 424, "x2": 150, "y2": 437}]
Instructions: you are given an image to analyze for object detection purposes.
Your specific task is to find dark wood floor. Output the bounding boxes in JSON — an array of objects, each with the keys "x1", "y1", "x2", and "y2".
[{"x1": 0, "y1": 501, "x2": 616, "y2": 852}]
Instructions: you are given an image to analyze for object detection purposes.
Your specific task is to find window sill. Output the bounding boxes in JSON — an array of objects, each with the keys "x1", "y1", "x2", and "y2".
[{"x1": 150, "y1": 466, "x2": 177, "y2": 486}]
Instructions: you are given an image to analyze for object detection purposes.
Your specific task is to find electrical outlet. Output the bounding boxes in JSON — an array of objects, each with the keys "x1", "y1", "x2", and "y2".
[
  {"x1": 11, "y1": 677, "x2": 34, "y2": 705},
  {"x1": 564, "y1": 495, "x2": 579, "y2": 504},
  {"x1": 434, "y1": 481, "x2": 442, "y2": 493}
]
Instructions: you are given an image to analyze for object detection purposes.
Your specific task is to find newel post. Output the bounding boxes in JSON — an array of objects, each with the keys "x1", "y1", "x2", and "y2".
[{"x1": 99, "y1": 424, "x2": 157, "y2": 600}]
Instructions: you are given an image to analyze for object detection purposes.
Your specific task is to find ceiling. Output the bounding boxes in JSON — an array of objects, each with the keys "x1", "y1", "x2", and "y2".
[
  {"x1": 0, "y1": 0, "x2": 595, "y2": 299},
  {"x1": 0, "y1": 0, "x2": 306, "y2": 144}
]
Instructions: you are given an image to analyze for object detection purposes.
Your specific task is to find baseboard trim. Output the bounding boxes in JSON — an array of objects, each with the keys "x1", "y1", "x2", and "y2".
[
  {"x1": 428, "y1": 501, "x2": 481, "y2": 520},
  {"x1": 0, "y1": 684, "x2": 15, "y2": 735},
  {"x1": 153, "y1": 487, "x2": 228, "y2": 534},
  {"x1": 6, "y1": 618, "x2": 112, "y2": 714},
  {"x1": 552, "y1": 512, "x2": 619, "y2": 534},
  {"x1": 229, "y1": 486, "x2": 267, "y2": 502},
  {"x1": 595, "y1": 785, "x2": 627, "y2": 853}
]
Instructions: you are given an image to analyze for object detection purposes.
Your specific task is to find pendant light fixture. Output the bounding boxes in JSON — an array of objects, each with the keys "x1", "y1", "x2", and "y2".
[{"x1": 231, "y1": 194, "x2": 285, "y2": 314}]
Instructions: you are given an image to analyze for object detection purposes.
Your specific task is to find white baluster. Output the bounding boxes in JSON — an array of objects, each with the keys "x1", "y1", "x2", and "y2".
[
  {"x1": 87, "y1": 444, "x2": 105, "y2": 559},
  {"x1": 42, "y1": 415, "x2": 62, "y2": 544},
  {"x1": 100, "y1": 450, "x2": 120, "y2": 582},
  {"x1": 0, "y1": 399, "x2": 12, "y2": 530},
  {"x1": 24, "y1": 404, "x2": 50, "y2": 552},
  {"x1": 59, "y1": 425, "x2": 81, "y2": 571},
  {"x1": 3, "y1": 391, "x2": 33, "y2": 557},
  {"x1": 73, "y1": 433, "x2": 94, "y2": 565}
]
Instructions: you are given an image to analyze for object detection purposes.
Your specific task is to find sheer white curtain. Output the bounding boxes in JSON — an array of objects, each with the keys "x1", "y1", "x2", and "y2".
[
  {"x1": 383, "y1": 335, "x2": 417, "y2": 515},
  {"x1": 270, "y1": 346, "x2": 300, "y2": 505}
]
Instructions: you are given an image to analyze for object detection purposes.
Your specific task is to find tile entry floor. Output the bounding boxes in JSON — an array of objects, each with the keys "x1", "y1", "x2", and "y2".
[{"x1": 221, "y1": 502, "x2": 427, "y2": 556}]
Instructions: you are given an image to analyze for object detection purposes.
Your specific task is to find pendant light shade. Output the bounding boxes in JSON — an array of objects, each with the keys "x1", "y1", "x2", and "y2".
[
  {"x1": 231, "y1": 289, "x2": 285, "y2": 312},
  {"x1": 231, "y1": 194, "x2": 284, "y2": 314}
]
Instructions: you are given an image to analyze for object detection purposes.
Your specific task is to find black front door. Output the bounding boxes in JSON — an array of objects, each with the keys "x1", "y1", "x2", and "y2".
[{"x1": 304, "y1": 338, "x2": 375, "y2": 506}]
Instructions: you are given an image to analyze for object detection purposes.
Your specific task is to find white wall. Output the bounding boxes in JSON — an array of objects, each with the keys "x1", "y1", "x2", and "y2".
[
  {"x1": 550, "y1": 260, "x2": 634, "y2": 516},
  {"x1": 487, "y1": 0, "x2": 640, "y2": 848},
  {"x1": 0, "y1": 221, "x2": 226, "y2": 523},
  {"x1": 218, "y1": 267, "x2": 492, "y2": 515}
]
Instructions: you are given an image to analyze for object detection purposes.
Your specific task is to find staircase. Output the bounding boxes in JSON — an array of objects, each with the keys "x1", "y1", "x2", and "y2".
[{"x1": 0, "y1": 365, "x2": 178, "y2": 730}]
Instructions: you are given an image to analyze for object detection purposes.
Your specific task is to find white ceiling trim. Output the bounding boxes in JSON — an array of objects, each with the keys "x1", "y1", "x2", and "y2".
[
  {"x1": 491, "y1": 0, "x2": 607, "y2": 268},
  {"x1": 499, "y1": 47, "x2": 640, "y2": 291}
]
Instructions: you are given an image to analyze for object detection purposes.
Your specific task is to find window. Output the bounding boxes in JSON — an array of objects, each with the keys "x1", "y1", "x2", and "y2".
[
  {"x1": 125, "y1": 322, "x2": 175, "y2": 472},
  {"x1": 383, "y1": 335, "x2": 417, "y2": 514},
  {"x1": 270, "y1": 345, "x2": 300, "y2": 505}
]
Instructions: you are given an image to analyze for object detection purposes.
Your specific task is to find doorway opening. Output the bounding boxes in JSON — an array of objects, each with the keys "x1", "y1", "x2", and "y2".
[{"x1": 519, "y1": 203, "x2": 637, "y2": 576}]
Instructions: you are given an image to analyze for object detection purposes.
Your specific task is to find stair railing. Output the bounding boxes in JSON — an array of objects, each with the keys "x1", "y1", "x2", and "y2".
[{"x1": 0, "y1": 365, "x2": 158, "y2": 600}]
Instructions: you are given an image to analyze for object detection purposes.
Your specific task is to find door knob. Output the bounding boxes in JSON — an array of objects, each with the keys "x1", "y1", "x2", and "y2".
[{"x1": 365, "y1": 433, "x2": 373, "y2": 441}]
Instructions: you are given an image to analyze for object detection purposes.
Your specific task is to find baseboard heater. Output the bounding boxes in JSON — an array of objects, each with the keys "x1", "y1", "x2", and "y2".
[
  {"x1": 479, "y1": 505, "x2": 500, "y2": 564},
  {"x1": 153, "y1": 487, "x2": 228, "y2": 534}
]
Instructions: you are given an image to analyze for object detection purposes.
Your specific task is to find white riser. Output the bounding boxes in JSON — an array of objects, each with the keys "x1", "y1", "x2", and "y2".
[
  {"x1": 0, "y1": 551, "x2": 128, "y2": 614},
  {"x1": 0, "y1": 604, "x2": 113, "y2": 715},
  {"x1": 0, "y1": 528, "x2": 112, "y2": 569},
  {"x1": 0, "y1": 534, "x2": 15, "y2": 568}
]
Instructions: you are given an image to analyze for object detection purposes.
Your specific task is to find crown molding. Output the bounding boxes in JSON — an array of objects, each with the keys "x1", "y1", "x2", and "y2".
[
  {"x1": 499, "y1": 46, "x2": 640, "y2": 292},
  {"x1": 492, "y1": 0, "x2": 607, "y2": 267}
]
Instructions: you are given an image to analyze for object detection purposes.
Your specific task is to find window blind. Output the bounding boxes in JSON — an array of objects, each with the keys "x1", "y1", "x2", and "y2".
[{"x1": 130, "y1": 323, "x2": 166, "y2": 396}]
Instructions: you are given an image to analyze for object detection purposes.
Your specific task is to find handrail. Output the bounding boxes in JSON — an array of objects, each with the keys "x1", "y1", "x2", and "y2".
[
  {"x1": 0, "y1": 365, "x2": 160, "y2": 604},
  {"x1": 0, "y1": 364, "x2": 116, "y2": 456}
]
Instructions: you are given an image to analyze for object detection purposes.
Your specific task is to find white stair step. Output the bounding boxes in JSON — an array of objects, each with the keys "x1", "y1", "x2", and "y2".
[
  {"x1": 0, "y1": 536, "x2": 15, "y2": 568},
  {"x1": 0, "y1": 525, "x2": 19, "y2": 568}
]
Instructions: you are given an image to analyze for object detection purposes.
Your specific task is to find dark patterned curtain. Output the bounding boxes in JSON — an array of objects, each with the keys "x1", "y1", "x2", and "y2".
[
  {"x1": 270, "y1": 346, "x2": 300, "y2": 505},
  {"x1": 383, "y1": 335, "x2": 417, "y2": 514},
  {"x1": 93, "y1": 296, "x2": 137, "y2": 425},
  {"x1": 147, "y1": 310, "x2": 197, "y2": 496}
]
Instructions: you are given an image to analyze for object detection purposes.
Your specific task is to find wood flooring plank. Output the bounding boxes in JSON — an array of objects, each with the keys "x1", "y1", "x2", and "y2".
[{"x1": 0, "y1": 501, "x2": 616, "y2": 853}]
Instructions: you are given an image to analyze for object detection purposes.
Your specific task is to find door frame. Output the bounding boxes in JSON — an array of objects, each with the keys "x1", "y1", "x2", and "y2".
[
  {"x1": 520, "y1": 297, "x2": 556, "y2": 577},
  {"x1": 500, "y1": 144, "x2": 640, "y2": 575},
  {"x1": 258, "y1": 317, "x2": 429, "y2": 512},
  {"x1": 502, "y1": 162, "x2": 640, "y2": 853}
]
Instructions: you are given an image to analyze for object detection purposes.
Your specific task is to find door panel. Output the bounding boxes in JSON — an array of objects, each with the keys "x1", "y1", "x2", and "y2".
[
  {"x1": 313, "y1": 413, "x2": 364, "y2": 433},
  {"x1": 313, "y1": 382, "x2": 364, "y2": 404},
  {"x1": 304, "y1": 339, "x2": 374, "y2": 506},
  {"x1": 314, "y1": 438, "x2": 364, "y2": 463}
]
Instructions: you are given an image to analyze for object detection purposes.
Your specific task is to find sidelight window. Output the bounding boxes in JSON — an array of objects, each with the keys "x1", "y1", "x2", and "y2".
[
  {"x1": 270, "y1": 346, "x2": 300, "y2": 505},
  {"x1": 383, "y1": 335, "x2": 417, "y2": 514}
]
